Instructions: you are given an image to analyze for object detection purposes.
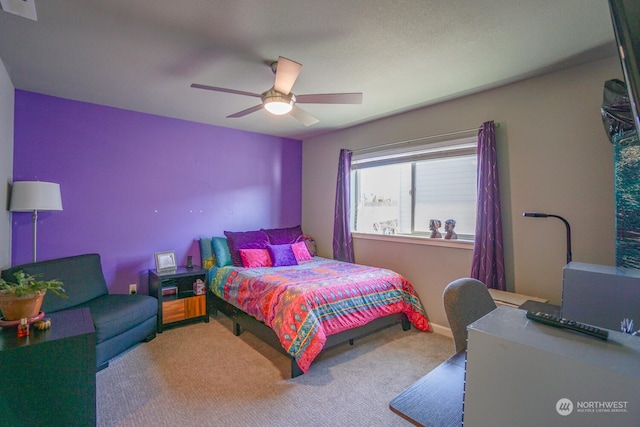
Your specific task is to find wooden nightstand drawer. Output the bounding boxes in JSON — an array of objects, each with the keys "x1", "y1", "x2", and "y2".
[
  {"x1": 162, "y1": 295, "x2": 207, "y2": 324},
  {"x1": 185, "y1": 295, "x2": 206, "y2": 318},
  {"x1": 163, "y1": 299, "x2": 186, "y2": 324}
]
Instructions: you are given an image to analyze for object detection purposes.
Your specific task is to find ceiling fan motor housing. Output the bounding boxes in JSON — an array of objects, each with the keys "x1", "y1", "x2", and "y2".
[{"x1": 262, "y1": 89, "x2": 295, "y2": 115}]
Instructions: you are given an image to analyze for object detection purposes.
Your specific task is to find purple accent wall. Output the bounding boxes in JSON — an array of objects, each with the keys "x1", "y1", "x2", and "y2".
[{"x1": 12, "y1": 90, "x2": 302, "y2": 294}]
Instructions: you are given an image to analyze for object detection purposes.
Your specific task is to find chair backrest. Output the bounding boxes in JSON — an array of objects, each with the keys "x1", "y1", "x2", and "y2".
[
  {"x1": 443, "y1": 278, "x2": 497, "y2": 353},
  {"x1": 2, "y1": 253, "x2": 109, "y2": 313}
]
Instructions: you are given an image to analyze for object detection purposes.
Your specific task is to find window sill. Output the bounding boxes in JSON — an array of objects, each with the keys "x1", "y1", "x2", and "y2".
[{"x1": 352, "y1": 232, "x2": 474, "y2": 250}]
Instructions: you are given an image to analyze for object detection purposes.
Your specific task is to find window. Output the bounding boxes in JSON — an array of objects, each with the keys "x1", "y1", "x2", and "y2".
[{"x1": 351, "y1": 136, "x2": 477, "y2": 240}]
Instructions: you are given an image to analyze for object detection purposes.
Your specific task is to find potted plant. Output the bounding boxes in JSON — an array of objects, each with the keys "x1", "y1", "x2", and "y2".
[{"x1": 0, "y1": 271, "x2": 66, "y2": 321}]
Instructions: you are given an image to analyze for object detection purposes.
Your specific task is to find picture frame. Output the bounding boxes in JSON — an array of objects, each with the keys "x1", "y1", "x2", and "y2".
[{"x1": 155, "y1": 251, "x2": 177, "y2": 272}]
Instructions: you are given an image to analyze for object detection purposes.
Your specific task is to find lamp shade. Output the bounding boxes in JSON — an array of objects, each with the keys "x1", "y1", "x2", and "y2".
[{"x1": 10, "y1": 181, "x2": 63, "y2": 212}]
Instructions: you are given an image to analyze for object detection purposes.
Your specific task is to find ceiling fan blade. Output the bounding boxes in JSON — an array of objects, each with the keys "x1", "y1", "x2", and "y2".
[
  {"x1": 273, "y1": 57, "x2": 302, "y2": 95},
  {"x1": 296, "y1": 93, "x2": 363, "y2": 104},
  {"x1": 290, "y1": 105, "x2": 319, "y2": 127},
  {"x1": 227, "y1": 104, "x2": 264, "y2": 118},
  {"x1": 191, "y1": 83, "x2": 261, "y2": 98}
]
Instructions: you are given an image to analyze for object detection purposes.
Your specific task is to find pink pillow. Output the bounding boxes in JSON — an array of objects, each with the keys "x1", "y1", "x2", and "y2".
[
  {"x1": 239, "y1": 249, "x2": 273, "y2": 268},
  {"x1": 291, "y1": 241, "x2": 312, "y2": 261}
]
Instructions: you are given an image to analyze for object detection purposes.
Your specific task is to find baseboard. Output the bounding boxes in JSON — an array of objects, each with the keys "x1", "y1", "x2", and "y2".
[{"x1": 429, "y1": 322, "x2": 452, "y2": 338}]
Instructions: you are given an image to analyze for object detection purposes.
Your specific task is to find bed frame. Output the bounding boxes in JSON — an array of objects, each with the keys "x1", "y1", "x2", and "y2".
[{"x1": 208, "y1": 292, "x2": 411, "y2": 378}]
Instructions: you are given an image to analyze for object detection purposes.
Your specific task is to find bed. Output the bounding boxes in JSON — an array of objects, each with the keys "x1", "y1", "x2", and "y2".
[{"x1": 200, "y1": 228, "x2": 430, "y2": 377}]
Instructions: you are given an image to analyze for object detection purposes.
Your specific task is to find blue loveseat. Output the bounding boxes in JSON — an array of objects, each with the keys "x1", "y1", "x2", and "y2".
[{"x1": 1, "y1": 253, "x2": 157, "y2": 370}]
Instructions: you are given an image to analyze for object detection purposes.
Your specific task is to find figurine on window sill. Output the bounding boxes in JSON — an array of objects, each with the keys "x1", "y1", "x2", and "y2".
[
  {"x1": 429, "y1": 219, "x2": 442, "y2": 238},
  {"x1": 444, "y1": 219, "x2": 458, "y2": 240}
]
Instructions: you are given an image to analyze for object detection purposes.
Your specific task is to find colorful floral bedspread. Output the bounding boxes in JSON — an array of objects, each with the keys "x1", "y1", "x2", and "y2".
[{"x1": 208, "y1": 257, "x2": 430, "y2": 373}]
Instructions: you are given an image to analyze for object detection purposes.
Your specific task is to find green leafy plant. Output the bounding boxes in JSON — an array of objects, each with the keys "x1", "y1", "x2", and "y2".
[{"x1": 0, "y1": 271, "x2": 67, "y2": 298}]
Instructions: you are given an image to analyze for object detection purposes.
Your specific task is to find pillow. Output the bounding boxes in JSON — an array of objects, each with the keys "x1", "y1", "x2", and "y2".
[
  {"x1": 199, "y1": 237, "x2": 216, "y2": 269},
  {"x1": 267, "y1": 244, "x2": 298, "y2": 267},
  {"x1": 212, "y1": 237, "x2": 232, "y2": 267},
  {"x1": 262, "y1": 225, "x2": 303, "y2": 245},
  {"x1": 224, "y1": 230, "x2": 270, "y2": 267},
  {"x1": 298, "y1": 234, "x2": 317, "y2": 257},
  {"x1": 239, "y1": 249, "x2": 273, "y2": 268},
  {"x1": 291, "y1": 241, "x2": 312, "y2": 261}
]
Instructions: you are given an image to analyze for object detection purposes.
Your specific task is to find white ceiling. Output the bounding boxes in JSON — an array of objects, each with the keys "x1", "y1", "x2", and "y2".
[{"x1": 0, "y1": 0, "x2": 617, "y2": 140}]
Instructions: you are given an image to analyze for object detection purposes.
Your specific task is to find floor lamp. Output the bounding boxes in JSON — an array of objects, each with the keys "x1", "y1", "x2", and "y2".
[
  {"x1": 523, "y1": 212, "x2": 572, "y2": 264},
  {"x1": 10, "y1": 181, "x2": 63, "y2": 263}
]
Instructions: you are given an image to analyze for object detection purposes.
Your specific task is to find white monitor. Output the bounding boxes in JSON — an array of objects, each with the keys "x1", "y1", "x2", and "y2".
[{"x1": 562, "y1": 262, "x2": 640, "y2": 336}]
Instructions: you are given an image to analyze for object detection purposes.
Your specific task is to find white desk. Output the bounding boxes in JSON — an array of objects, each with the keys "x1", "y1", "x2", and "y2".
[
  {"x1": 464, "y1": 306, "x2": 640, "y2": 426},
  {"x1": 487, "y1": 288, "x2": 547, "y2": 308}
]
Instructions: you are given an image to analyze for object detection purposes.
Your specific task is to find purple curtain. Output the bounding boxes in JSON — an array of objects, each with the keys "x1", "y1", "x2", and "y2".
[
  {"x1": 333, "y1": 149, "x2": 355, "y2": 263},
  {"x1": 471, "y1": 121, "x2": 506, "y2": 290}
]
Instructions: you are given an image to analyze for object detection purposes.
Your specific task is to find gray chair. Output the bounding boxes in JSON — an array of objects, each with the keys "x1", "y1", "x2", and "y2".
[
  {"x1": 443, "y1": 278, "x2": 497, "y2": 353},
  {"x1": 2, "y1": 254, "x2": 157, "y2": 370}
]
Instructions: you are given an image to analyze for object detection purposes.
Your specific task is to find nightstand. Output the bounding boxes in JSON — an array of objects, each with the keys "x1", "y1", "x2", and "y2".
[
  {"x1": 148, "y1": 266, "x2": 209, "y2": 332},
  {"x1": 0, "y1": 308, "x2": 96, "y2": 426}
]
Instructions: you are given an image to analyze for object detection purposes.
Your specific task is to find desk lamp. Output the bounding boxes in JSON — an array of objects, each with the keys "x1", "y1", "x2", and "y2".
[{"x1": 523, "y1": 212, "x2": 572, "y2": 264}]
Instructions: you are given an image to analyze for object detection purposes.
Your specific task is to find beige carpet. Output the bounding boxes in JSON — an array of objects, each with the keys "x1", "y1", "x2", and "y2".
[{"x1": 96, "y1": 316, "x2": 453, "y2": 426}]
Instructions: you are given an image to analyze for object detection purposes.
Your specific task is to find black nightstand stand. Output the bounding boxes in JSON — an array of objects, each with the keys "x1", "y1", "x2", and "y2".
[
  {"x1": 148, "y1": 266, "x2": 209, "y2": 332},
  {"x1": 0, "y1": 308, "x2": 96, "y2": 426}
]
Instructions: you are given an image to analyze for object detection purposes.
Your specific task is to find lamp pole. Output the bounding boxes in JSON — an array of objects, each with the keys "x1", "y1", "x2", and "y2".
[
  {"x1": 523, "y1": 212, "x2": 572, "y2": 264},
  {"x1": 32, "y1": 210, "x2": 39, "y2": 263}
]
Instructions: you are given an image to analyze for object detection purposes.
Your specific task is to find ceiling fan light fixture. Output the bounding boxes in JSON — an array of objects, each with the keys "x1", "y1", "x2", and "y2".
[
  {"x1": 191, "y1": 56, "x2": 357, "y2": 125},
  {"x1": 262, "y1": 90, "x2": 295, "y2": 115}
]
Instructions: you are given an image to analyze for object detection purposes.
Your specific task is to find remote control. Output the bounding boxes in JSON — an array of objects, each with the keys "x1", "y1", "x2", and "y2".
[{"x1": 526, "y1": 311, "x2": 609, "y2": 340}]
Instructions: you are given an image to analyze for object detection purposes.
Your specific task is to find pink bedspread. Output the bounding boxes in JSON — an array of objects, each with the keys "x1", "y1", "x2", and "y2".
[{"x1": 209, "y1": 257, "x2": 429, "y2": 373}]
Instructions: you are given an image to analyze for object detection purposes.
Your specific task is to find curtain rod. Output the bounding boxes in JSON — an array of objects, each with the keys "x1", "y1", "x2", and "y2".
[{"x1": 351, "y1": 123, "x2": 499, "y2": 154}]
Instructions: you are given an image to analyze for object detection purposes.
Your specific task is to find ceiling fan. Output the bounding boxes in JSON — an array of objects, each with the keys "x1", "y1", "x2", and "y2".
[{"x1": 191, "y1": 56, "x2": 363, "y2": 126}]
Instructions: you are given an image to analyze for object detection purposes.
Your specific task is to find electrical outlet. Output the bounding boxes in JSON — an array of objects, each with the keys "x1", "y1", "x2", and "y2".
[{"x1": 129, "y1": 284, "x2": 137, "y2": 295}]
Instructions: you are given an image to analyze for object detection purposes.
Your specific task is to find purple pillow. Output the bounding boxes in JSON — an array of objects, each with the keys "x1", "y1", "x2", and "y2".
[
  {"x1": 262, "y1": 225, "x2": 303, "y2": 245},
  {"x1": 267, "y1": 244, "x2": 298, "y2": 267},
  {"x1": 224, "y1": 230, "x2": 270, "y2": 267}
]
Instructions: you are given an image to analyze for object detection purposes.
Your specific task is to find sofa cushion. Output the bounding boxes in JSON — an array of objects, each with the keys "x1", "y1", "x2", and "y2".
[
  {"x1": 77, "y1": 294, "x2": 157, "y2": 343},
  {"x1": 1, "y1": 253, "x2": 109, "y2": 313}
]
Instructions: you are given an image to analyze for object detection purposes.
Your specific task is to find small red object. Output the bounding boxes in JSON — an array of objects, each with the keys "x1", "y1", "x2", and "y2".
[{"x1": 17, "y1": 318, "x2": 29, "y2": 337}]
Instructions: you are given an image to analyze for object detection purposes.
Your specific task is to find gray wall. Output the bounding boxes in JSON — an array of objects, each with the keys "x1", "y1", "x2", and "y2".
[
  {"x1": 0, "y1": 57, "x2": 13, "y2": 270},
  {"x1": 302, "y1": 55, "x2": 621, "y2": 331}
]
